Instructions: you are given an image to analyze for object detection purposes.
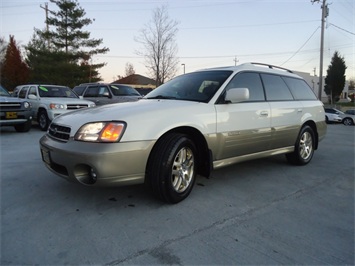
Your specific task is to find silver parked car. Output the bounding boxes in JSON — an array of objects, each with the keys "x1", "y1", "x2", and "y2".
[
  {"x1": 73, "y1": 83, "x2": 142, "y2": 106},
  {"x1": 341, "y1": 109, "x2": 355, "y2": 126},
  {"x1": 40, "y1": 63, "x2": 327, "y2": 203},
  {"x1": 14, "y1": 84, "x2": 96, "y2": 131}
]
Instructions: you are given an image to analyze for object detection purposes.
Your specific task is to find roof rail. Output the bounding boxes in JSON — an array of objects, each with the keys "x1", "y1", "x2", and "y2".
[{"x1": 250, "y1": 62, "x2": 293, "y2": 73}]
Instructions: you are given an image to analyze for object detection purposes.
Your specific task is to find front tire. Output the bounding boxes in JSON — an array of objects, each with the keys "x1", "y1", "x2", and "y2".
[
  {"x1": 342, "y1": 118, "x2": 354, "y2": 126},
  {"x1": 146, "y1": 133, "x2": 197, "y2": 203},
  {"x1": 286, "y1": 125, "x2": 315, "y2": 165},
  {"x1": 14, "y1": 119, "x2": 32, "y2": 132},
  {"x1": 38, "y1": 110, "x2": 50, "y2": 131}
]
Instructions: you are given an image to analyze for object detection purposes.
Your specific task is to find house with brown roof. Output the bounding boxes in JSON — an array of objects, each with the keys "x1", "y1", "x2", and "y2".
[{"x1": 112, "y1": 74, "x2": 156, "y2": 95}]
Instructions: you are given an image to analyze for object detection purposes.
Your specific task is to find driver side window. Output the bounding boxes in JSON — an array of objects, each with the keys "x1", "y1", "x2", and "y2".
[
  {"x1": 225, "y1": 72, "x2": 265, "y2": 102},
  {"x1": 28, "y1": 86, "x2": 37, "y2": 97}
]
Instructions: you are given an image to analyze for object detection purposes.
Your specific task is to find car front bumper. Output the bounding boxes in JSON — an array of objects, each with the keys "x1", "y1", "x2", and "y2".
[
  {"x1": 0, "y1": 109, "x2": 33, "y2": 126},
  {"x1": 39, "y1": 134, "x2": 155, "y2": 186}
]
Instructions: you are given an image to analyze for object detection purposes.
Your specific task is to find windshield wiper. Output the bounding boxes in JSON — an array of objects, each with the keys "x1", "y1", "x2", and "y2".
[{"x1": 145, "y1": 95, "x2": 177, "y2": 100}]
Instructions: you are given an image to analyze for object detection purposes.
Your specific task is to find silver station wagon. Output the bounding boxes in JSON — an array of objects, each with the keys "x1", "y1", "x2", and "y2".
[{"x1": 40, "y1": 63, "x2": 327, "y2": 203}]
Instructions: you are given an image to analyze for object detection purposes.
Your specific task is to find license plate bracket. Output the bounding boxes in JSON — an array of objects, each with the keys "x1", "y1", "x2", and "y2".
[{"x1": 6, "y1": 112, "x2": 17, "y2": 119}]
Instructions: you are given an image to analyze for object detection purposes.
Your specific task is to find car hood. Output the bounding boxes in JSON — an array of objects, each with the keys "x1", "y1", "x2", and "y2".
[
  {"x1": 0, "y1": 96, "x2": 26, "y2": 103},
  {"x1": 40, "y1": 97, "x2": 94, "y2": 105},
  {"x1": 52, "y1": 99, "x2": 215, "y2": 141}
]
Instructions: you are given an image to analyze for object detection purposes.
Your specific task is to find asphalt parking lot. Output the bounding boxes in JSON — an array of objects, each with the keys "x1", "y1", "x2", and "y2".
[{"x1": 1, "y1": 124, "x2": 354, "y2": 265}]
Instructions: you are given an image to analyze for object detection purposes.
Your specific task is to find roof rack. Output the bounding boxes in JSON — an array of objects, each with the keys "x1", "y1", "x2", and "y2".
[{"x1": 250, "y1": 62, "x2": 293, "y2": 73}]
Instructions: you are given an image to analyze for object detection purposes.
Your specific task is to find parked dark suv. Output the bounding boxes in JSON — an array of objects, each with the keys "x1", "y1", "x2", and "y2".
[
  {"x1": 0, "y1": 85, "x2": 33, "y2": 132},
  {"x1": 73, "y1": 83, "x2": 142, "y2": 106}
]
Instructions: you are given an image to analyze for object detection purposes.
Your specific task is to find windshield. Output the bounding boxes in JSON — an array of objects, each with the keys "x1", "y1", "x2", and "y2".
[
  {"x1": 0, "y1": 86, "x2": 11, "y2": 96},
  {"x1": 38, "y1": 86, "x2": 78, "y2": 98},
  {"x1": 145, "y1": 70, "x2": 232, "y2": 103},
  {"x1": 110, "y1": 85, "x2": 141, "y2": 96}
]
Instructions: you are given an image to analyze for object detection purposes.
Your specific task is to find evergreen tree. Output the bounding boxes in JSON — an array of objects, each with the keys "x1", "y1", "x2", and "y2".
[
  {"x1": 324, "y1": 51, "x2": 347, "y2": 104},
  {"x1": 1, "y1": 35, "x2": 29, "y2": 90},
  {"x1": 26, "y1": 0, "x2": 109, "y2": 87}
]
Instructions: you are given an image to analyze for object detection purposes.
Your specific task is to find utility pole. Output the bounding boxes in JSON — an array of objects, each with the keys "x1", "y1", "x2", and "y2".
[
  {"x1": 40, "y1": 2, "x2": 50, "y2": 48},
  {"x1": 233, "y1": 56, "x2": 239, "y2": 66},
  {"x1": 312, "y1": 0, "x2": 329, "y2": 100}
]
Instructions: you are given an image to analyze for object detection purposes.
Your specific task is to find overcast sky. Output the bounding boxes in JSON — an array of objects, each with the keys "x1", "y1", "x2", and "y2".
[{"x1": 1, "y1": 0, "x2": 354, "y2": 82}]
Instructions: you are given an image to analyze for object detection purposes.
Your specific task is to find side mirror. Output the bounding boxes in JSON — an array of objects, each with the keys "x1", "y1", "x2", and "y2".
[
  {"x1": 79, "y1": 96, "x2": 84, "y2": 99},
  {"x1": 28, "y1": 94, "x2": 37, "y2": 100},
  {"x1": 225, "y1": 88, "x2": 249, "y2": 103}
]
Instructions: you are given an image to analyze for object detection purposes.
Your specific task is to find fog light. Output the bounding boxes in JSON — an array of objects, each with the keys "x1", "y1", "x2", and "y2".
[{"x1": 90, "y1": 168, "x2": 97, "y2": 182}]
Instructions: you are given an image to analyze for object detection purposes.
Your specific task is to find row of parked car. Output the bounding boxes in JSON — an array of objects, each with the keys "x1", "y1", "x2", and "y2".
[
  {"x1": 324, "y1": 107, "x2": 355, "y2": 126},
  {"x1": 0, "y1": 83, "x2": 142, "y2": 132}
]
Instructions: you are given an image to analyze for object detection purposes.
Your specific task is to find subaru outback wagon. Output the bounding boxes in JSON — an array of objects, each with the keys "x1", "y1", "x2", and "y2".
[{"x1": 40, "y1": 63, "x2": 327, "y2": 203}]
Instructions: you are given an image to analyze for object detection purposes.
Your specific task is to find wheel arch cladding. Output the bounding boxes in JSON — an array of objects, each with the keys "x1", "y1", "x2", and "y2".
[
  {"x1": 150, "y1": 126, "x2": 212, "y2": 178},
  {"x1": 303, "y1": 120, "x2": 318, "y2": 149}
]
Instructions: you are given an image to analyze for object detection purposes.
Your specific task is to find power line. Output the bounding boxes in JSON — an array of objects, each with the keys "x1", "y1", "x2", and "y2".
[
  {"x1": 280, "y1": 27, "x2": 320, "y2": 66},
  {"x1": 329, "y1": 23, "x2": 355, "y2": 36}
]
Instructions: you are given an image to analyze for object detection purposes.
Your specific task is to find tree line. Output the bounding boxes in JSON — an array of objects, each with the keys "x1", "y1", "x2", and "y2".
[
  {"x1": 0, "y1": 0, "x2": 179, "y2": 90},
  {"x1": 0, "y1": 0, "x2": 351, "y2": 103}
]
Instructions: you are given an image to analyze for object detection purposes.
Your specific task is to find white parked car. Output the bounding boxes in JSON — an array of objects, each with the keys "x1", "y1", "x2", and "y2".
[
  {"x1": 324, "y1": 108, "x2": 343, "y2": 124},
  {"x1": 14, "y1": 84, "x2": 96, "y2": 130},
  {"x1": 40, "y1": 63, "x2": 327, "y2": 203}
]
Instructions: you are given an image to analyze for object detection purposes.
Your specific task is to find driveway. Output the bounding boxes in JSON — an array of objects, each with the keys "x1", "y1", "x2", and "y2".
[{"x1": 1, "y1": 124, "x2": 354, "y2": 265}]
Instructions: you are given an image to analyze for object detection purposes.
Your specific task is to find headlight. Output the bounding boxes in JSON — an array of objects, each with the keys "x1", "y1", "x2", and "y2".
[
  {"x1": 50, "y1": 103, "x2": 65, "y2": 109},
  {"x1": 74, "y1": 122, "x2": 126, "y2": 142},
  {"x1": 23, "y1": 101, "x2": 31, "y2": 109},
  {"x1": 89, "y1": 103, "x2": 96, "y2": 108}
]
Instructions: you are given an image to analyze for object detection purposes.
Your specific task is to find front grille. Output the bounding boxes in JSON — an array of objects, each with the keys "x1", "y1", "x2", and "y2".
[
  {"x1": 48, "y1": 123, "x2": 71, "y2": 142},
  {"x1": 0, "y1": 102, "x2": 22, "y2": 111},
  {"x1": 67, "y1": 104, "x2": 88, "y2": 110}
]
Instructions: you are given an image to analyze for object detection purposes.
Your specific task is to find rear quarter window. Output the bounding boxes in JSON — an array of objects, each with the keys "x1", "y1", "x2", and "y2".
[{"x1": 282, "y1": 77, "x2": 317, "y2": 100}]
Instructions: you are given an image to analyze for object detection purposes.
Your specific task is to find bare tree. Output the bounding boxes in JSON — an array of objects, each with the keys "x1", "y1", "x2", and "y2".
[
  {"x1": 135, "y1": 5, "x2": 179, "y2": 86},
  {"x1": 0, "y1": 37, "x2": 7, "y2": 64},
  {"x1": 125, "y1": 62, "x2": 135, "y2": 77}
]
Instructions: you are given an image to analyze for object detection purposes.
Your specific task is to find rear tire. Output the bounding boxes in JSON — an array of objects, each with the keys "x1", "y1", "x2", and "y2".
[
  {"x1": 146, "y1": 133, "x2": 197, "y2": 203},
  {"x1": 286, "y1": 125, "x2": 315, "y2": 165}
]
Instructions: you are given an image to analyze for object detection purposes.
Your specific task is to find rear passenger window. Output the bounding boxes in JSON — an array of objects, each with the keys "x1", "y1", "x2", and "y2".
[
  {"x1": 282, "y1": 77, "x2": 317, "y2": 100},
  {"x1": 225, "y1": 72, "x2": 265, "y2": 101},
  {"x1": 261, "y1": 74, "x2": 294, "y2": 101}
]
